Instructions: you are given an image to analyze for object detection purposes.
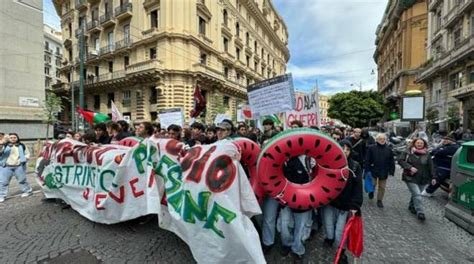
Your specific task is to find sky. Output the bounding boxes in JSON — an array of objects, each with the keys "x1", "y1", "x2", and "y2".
[{"x1": 43, "y1": 0, "x2": 389, "y2": 95}]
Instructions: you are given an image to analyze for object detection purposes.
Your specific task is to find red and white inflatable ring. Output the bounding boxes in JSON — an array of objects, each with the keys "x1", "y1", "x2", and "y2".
[
  {"x1": 257, "y1": 128, "x2": 349, "y2": 210},
  {"x1": 233, "y1": 137, "x2": 265, "y2": 204}
]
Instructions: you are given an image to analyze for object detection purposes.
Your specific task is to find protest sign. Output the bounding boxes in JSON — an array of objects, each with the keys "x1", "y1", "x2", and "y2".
[
  {"x1": 247, "y1": 74, "x2": 295, "y2": 118},
  {"x1": 36, "y1": 138, "x2": 264, "y2": 263},
  {"x1": 214, "y1": 113, "x2": 231, "y2": 124},
  {"x1": 285, "y1": 92, "x2": 321, "y2": 127},
  {"x1": 159, "y1": 108, "x2": 184, "y2": 129}
]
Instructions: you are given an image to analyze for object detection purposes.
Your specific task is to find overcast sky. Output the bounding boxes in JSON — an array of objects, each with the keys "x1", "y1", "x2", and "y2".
[{"x1": 43, "y1": 0, "x2": 389, "y2": 95}]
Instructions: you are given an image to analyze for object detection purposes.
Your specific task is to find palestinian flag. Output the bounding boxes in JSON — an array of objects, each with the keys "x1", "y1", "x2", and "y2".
[{"x1": 77, "y1": 106, "x2": 110, "y2": 125}]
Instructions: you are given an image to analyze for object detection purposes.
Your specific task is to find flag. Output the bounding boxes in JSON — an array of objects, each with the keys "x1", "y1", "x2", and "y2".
[
  {"x1": 111, "y1": 100, "x2": 123, "y2": 121},
  {"x1": 190, "y1": 86, "x2": 206, "y2": 118},
  {"x1": 77, "y1": 106, "x2": 110, "y2": 125},
  {"x1": 334, "y1": 214, "x2": 364, "y2": 263}
]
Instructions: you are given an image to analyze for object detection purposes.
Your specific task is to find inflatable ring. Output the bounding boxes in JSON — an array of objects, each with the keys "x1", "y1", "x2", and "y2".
[
  {"x1": 233, "y1": 137, "x2": 265, "y2": 204},
  {"x1": 257, "y1": 128, "x2": 349, "y2": 210},
  {"x1": 118, "y1": 136, "x2": 142, "y2": 147}
]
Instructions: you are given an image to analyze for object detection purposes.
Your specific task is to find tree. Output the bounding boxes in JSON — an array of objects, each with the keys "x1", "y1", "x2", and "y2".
[
  {"x1": 41, "y1": 91, "x2": 65, "y2": 140},
  {"x1": 425, "y1": 106, "x2": 439, "y2": 134},
  {"x1": 328, "y1": 90, "x2": 384, "y2": 128},
  {"x1": 206, "y1": 92, "x2": 227, "y2": 124},
  {"x1": 447, "y1": 105, "x2": 461, "y2": 132}
]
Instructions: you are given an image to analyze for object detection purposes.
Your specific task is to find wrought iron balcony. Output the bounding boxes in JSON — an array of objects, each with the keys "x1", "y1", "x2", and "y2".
[
  {"x1": 100, "y1": 10, "x2": 115, "y2": 27},
  {"x1": 115, "y1": 37, "x2": 133, "y2": 50},
  {"x1": 86, "y1": 19, "x2": 101, "y2": 33},
  {"x1": 115, "y1": 2, "x2": 132, "y2": 20}
]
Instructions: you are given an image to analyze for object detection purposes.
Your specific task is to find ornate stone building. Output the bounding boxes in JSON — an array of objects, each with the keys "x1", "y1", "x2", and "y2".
[
  {"x1": 374, "y1": 0, "x2": 428, "y2": 121},
  {"x1": 52, "y1": 0, "x2": 289, "y2": 125},
  {"x1": 418, "y1": 0, "x2": 474, "y2": 131}
]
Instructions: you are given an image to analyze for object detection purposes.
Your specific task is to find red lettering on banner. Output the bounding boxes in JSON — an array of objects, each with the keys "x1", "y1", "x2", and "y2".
[
  {"x1": 83, "y1": 188, "x2": 90, "y2": 200},
  {"x1": 129, "y1": 178, "x2": 144, "y2": 198},
  {"x1": 206, "y1": 155, "x2": 236, "y2": 193},
  {"x1": 148, "y1": 170, "x2": 155, "y2": 188},
  {"x1": 95, "y1": 147, "x2": 117, "y2": 166},
  {"x1": 165, "y1": 140, "x2": 183, "y2": 157},
  {"x1": 95, "y1": 193, "x2": 107, "y2": 210},
  {"x1": 108, "y1": 185, "x2": 125, "y2": 204},
  {"x1": 84, "y1": 146, "x2": 100, "y2": 164},
  {"x1": 72, "y1": 145, "x2": 86, "y2": 163},
  {"x1": 181, "y1": 147, "x2": 202, "y2": 172},
  {"x1": 56, "y1": 141, "x2": 74, "y2": 164},
  {"x1": 185, "y1": 146, "x2": 216, "y2": 183},
  {"x1": 295, "y1": 96, "x2": 303, "y2": 111}
]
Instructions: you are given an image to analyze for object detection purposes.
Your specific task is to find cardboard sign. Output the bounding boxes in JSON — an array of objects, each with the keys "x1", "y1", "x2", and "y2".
[
  {"x1": 159, "y1": 108, "x2": 184, "y2": 129},
  {"x1": 285, "y1": 92, "x2": 321, "y2": 127},
  {"x1": 247, "y1": 74, "x2": 295, "y2": 118}
]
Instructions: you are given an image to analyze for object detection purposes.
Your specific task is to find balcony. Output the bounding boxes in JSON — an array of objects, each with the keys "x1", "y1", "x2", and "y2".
[
  {"x1": 443, "y1": 5, "x2": 460, "y2": 28},
  {"x1": 44, "y1": 47, "x2": 52, "y2": 54},
  {"x1": 449, "y1": 83, "x2": 474, "y2": 99},
  {"x1": 86, "y1": 19, "x2": 101, "y2": 33},
  {"x1": 459, "y1": 0, "x2": 474, "y2": 14},
  {"x1": 126, "y1": 59, "x2": 162, "y2": 76},
  {"x1": 87, "y1": 70, "x2": 126, "y2": 84},
  {"x1": 75, "y1": 0, "x2": 87, "y2": 10},
  {"x1": 428, "y1": 0, "x2": 442, "y2": 12},
  {"x1": 115, "y1": 3, "x2": 132, "y2": 21},
  {"x1": 221, "y1": 24, "x2": 232, "y2": 38},
  {"x1": 55, "y1": 51, "x2": 62, "y2": 58},
  {"x1": 100, "y1": 44, "x2": 115, "y2": 56},
  {"x1": 86, "y1": 50, "x2": 100, "y2": 61},
  {"x1": 115, "y1": 37, "x2": 133, "y2": 51},
  {"x1": 100, "y1": 10, "x2": 115, "y2": 28}
]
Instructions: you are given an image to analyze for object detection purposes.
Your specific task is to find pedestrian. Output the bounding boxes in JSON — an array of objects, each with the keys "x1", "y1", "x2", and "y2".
[
  {"x1": 365, "y1": 133, "x2": 395, "y2": 208},
  {"x1": 152, "y1": 122, "x2": 161, "y2": 139},
  {"x1": 94, "y1": 123, "x2": 111, "y2": 144},
  {"x1": 322, "y1": 140, "x2": 363, "y2": 264},
  {"x1": 422, "y1": 135, "x2": 460, "y2": 197},
  {"x1": 0, "y1": 133, "x2": 33, "y2": 203},
  {"x1": 398, "y1": 138, "x2": 434, "y2": 221},
  {"x1": 344, "y1": 128, "x2": 366, "y2": 168}
]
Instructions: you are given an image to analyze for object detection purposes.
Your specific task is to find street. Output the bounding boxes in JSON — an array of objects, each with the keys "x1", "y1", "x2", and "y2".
[{"x1": 0, "y1": 167, "x2": 472, "y2": 264}]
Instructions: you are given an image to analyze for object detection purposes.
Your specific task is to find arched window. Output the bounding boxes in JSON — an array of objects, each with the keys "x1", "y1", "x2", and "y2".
[{"x1": 223, "y1": 10, "x2": 228, "y2": 27}]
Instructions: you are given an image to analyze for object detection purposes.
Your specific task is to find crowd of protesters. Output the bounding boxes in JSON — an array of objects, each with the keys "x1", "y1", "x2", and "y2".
[{"x1": 1, "y1": 117, "x2": 465, "y2": 263}]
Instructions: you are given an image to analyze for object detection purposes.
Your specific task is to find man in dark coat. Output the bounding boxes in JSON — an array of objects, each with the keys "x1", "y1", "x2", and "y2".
[
  {"x1": 365, "y1": 133, "x2": 395, "y2": 208},
  {"x1": 345, "y1": 128, "x2": 366, "y2": 167},
  {"x1": 423, "y1": 136, "x2": 460, "y2": 196}
]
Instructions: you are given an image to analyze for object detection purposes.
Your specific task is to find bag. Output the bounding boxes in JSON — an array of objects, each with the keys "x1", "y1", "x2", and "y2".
[
  {"x1": 334, "y1": 214, "x2": 364, "y2": 263},
  {"x1": 364, "y1": 170, "x2": 375, "y2": 193}
]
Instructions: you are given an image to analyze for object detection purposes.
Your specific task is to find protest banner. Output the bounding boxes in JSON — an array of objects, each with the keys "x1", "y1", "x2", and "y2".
[
  {"x1": 36, "y1": 138, "x2": 264, "y2": 263},
  {"x1": 285, "y1": 92, "x2": 321, "y2": 127},
  {"x1": 247, "y1": 74, "x2": 295, "y2": 118},
  {"x1": 159, "y1": 108, "x2": 184, "y2": 129}
]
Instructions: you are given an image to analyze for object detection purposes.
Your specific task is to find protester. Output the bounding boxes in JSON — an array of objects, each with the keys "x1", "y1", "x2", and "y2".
[
  {"x1": 322, "y1": 140, "x2": 363, "y2": 264},
  {"x1": 331, "y1": 131, "x2": 342, "y2": 142},
  {"x1": 73, "y1": 132, "x2": 83, "y2": 142},
  {"x1": 365, "y1": 133, "x2": 395, "y2": 208},
  {"x1": 167, "y1": 124, "x2": 182, "y2": 141},
  {"x1": 94, "y1": 123, "x2": 111, "y2": 144},
  {"x1": 361, "y1": 128, "x2": 375, "y2": 148},
  {"x1": 215, "y1": 120, "x2": 233, "y2": 141},
  {"x1": 278, "y1": 120, "x2": 313, "y2": 262},
  {"x1": 152, "y1": 122, "x2": 161, "y2": 138},
  {"x1": 106, "y1": 121, "x2": 121, "y2": 144},
  {"x1": 194, "y1": 135, "x2": 208, "y2": 145},
  {"x1": 0, "y1": 133, "x2": 33, "y2": 202},
  {"x1": 83, "y1": 130, "x2": 98, "y2": 146},
  {"x1": 398, "y1": 138, "x2": 434, "y2": 221},
  {"x1": 423, "y1": 135, "x2": 460, "y2": 197},
  {"x1": 345, "y1": 128, "x2": 366, "y2": 167},
  {"x1": 189, "y1": 122, "x2": 205, "y2": 147},
  {"x1": 136, "y1": 121, "x2": 154, "y2": 139},
  {"x1": 206, "y1": 126, "x2": 217, "y2": 144},
  {"x1": 117, "y1": 120, "x2": 132, "y2": 140},
  {"x1": 236, "y1": 123, "x2": 248, "y2": 138},
  {"x1": 65, "y1": 131, "x2": 74, "y2": 139},
  {"x1": 260, "y1": 119, "x2": 278, "y2": 145}
]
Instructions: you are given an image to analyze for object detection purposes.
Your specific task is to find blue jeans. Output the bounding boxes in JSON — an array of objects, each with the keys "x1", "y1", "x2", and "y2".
[
  {"x1": 279, "y1": 207, "x2": 312, "y2": 256},
  {"x1": 322, "y1": 205, "x2": 349, "y2": 247},
  {"x1": 0, "y1": 165, "x2": 32, "y2": 198},
  {"x1": 406, "y1": 182, "x2": 428, "y2": 214},
  {"x1": 262, "y1": 196, "x2": 280, "y2": 246}
]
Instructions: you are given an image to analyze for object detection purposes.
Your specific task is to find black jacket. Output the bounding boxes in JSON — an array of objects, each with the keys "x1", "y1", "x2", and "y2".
[
  {"x1": 330, "y1": 159, "x2": 363, "y2": 211},
  {"x1": 283, "y1": 156, "x2": 312, "y2": 213},
  {"x1": 98, "y1": 135, "x2": 111, "y2": 145},
  {"x1": 398, "y1": 150, "x2": 435, "y2": 185},
  {"x1": 365, "y1": 143, "x2": 395, "y2": 179},
  {"x1": 116, "y1": 131, "x2": 133, "y2": 141},
  {"x1": 345, "y1": 136, "x2": 366, "y2": 166},
  {"x1": 431, "y1": 143, "x2": 460, "y2": 171}
]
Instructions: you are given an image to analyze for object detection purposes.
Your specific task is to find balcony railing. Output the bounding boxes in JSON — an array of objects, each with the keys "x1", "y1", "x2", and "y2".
[
  {"x1": 126, "y1": 59, "x2": 162, "y2": 75},
  {"x1": 115, "y1": 37, "x2": 133, "y2": 50},
  {"x1": 100, "y1": 44, "x2": 115, "y2": 55},
  {"x1": 86, "y1": 19, "x2": 101, "y2": 32},
  {"x1": 115, "y1": 2, "x2": 132, "y2": 19},
  {"x1": 100, "y1": 10, "x2": 115, "y2": 25}
]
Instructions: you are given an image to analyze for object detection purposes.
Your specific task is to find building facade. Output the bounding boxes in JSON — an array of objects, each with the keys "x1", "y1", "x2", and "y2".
[
  {"x1": 374, "y1": 0, "x2": 428, "y2": 121},
  {"x1": 418, "y1": 0, "x2": 474, "y2": 132},
  {"x1": 44, "y1": 25, "x2": 64, "y2": 91},
  {"x1": 52, "y1": 0, "x2": 289, "y2": 125},
  {"x1": 319, "y1": 94, "x2": 330, "y2": 125},
  {"x1": 0, "y1": 0, "x2": 46, "y2": 139}
]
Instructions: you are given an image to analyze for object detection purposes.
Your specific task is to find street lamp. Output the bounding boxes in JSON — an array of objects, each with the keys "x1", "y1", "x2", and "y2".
[{"x1": 351, "y1": 82, "x2": 362, "y2": 92}]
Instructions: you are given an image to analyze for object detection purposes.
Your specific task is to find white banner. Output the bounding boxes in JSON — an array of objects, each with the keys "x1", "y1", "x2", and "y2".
[
  {"x1": 285, "y1": 92, "x2": 321, "y2": 127},
  {"x1": 159, "y1": 108, "x2": 184, "y2": 129},
  {"x1": 36, "y1": 138, "x2": 264, "y2": 263},
  {"x1": 111, "y1": 100, "x2": 123, "y2": 121}
]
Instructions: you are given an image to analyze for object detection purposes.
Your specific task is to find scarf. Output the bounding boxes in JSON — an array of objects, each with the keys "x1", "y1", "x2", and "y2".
[{"x1": 411, "y1": 147, "x2": 427, "y2": 155}]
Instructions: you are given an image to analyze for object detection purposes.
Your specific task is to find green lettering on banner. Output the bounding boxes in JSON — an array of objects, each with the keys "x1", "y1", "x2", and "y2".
[
  {"x1": 183, "y1": 191, "x2": 211, "y2": 224},
  {"x1": 63, "y1": 165, "x2": 74, "y2": 184},
  {"x1": 81, "y1": 166, "x2": 88, "y2": 186},
  {"x1": 90, "y1": 167, "x2": 96, "y2": 188},
  {"x1": 73, "y1": 165, "x2": 83, "y2": 184},
  {"x1": 133, "y1": 143, "x2": 147, "y2": 174},
  {"x1": 99, "y1": 170, "x2": 116, "y2": 193},
  {"x1": 204, "y1": 202, "x2": 237, "y2": 239},
  {"x1": 167, "y1": 190, "x2": 184, "y2": 212},
  {"x1": 54, "y1": 166, "x2": 63, "y2": 183}
]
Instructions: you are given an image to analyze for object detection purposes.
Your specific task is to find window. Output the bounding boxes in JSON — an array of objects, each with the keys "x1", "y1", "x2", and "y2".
[
  {"x1": 223, "y1": 10, "x2": 228, "y2": 27},
  {"x1": 68, "y1": 23, "x2": 72, "y2": 38},
  {"x1": 236, "y1": 48, "x2": 240, "y2": 60},
  {"x1": 150, "y1": 87, "x2": 157, "y2": 104},
  {"x1": 435, "y1": 89, "x2": 442, "y2": 102},
  {"x1": 94, "y1": 66, "x2": 99, "y2": 77},
  {"x1": 151, "y1": 10, "x2": 158, "y2": 28},
  {"x1": 56, "y1": 47, "x2": 60, "y2": 55},
  {"x1": 45, "y1": 67, "x2": 49, "y2": 75},
  {"x1": 261, "y1": 66, "x2": 265, "y2": 76},
  {"x1": 246, "y1": 55, "x2": 250, "y2": 67},
  {"x1": 150, "y1": 47, "x2": 157, "y2": 59},
  {"x1": 261, "y1": 48, "x2": 264, "y2": 59},
  {"x1": 56, "y1": 71, "x2": 60, "y2": 78},
  {"x1": 94, "y1": 95, "x2": 101, "y2": 109},
  {"x1": 453, "y1": 25, "x2": 462, "y2": 48},
  {"x1": 223, "y1": 37, "x2": 229, "y2": 52},
  {"x1": 224, "y1": 66, "x2": 229, "y2": 78},
  {"x1": 236, "y1": 22, "x2": 240, "y2": 38},
  {"x1": 45, "y1": 79, "x2": 50, "y2": 88},
  {"x1": 246, "y1": 32, "x2": 250, "y2": 46},
  {"x1": 246, "y1": 77, "x2": 250, "y2": 86},
  {"x1": 254, "y1": 61, "x2": 258, "y2": 70},
  {"x1": 107, "y1": 93, "x2": 114, "y2": 108},
  {"x1": 254, "y1": 41, "x2": 257, "y2": 53},
  {"x1": 45, "y1": 41, "x2": 49, "y2": 50},
  {"x1": 236, "y1": 73, "x2": 241, "y2": 82},
  {"x1": 223, "y1": 96, "x2": 230, "y2": 107},
  {"x1": 123, "y1": 24, "x2": 130, "y2": 42},
  {"x1": 124, "y1": 56, "x2": 129, "y2": 67},
  {"x1": 198, "y1": 16, "x2": 206, "y2": 35},
  {"x1": 108, "y1": 61, "x2": 113, "y2": 73},
  {"x1": 200, "y1": 52, "x2": 207, "y2": 65},
  {"x1": 122, "y1": 90, "x2": 131, "y2": 107},
  {"x1": 94, "y1": 37, "x2": 100, "y2": 51},
  {"x1": 468, "y1": 66, "x2": 474, "y2": 84},
  {"x1": 56, "y1": 59, "x2": 61, "y2": 66},
  {"x1": 449, "y1": 72, "x2": 463, "y2": 90},
  {"x1": 107, "y1": 31, "x2": 114, "y2": 50},
  {"x1": 45, "y1": 55, "x2": 51, "y2": 63}
]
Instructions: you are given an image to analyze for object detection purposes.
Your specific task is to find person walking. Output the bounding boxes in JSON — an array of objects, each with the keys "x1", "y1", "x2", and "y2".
[
  {"x1": 0, "y1": 133, "x2": 33, "y2": 202},
  {"x1": 322, "y1": 140, "x2": 363, "y2": 264},
  {"x1": 365, "y1": 133, "x2": 395, "y2": 208},
  {"x1": 398, "y1": 138, "x2": 435, "y2": 221},
  {"x1": 344, "y1": 128, "x2": 366, "y2": 168},
  {"x1": 422, "y1": 135, "x2": 460, "y2": 197}
]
